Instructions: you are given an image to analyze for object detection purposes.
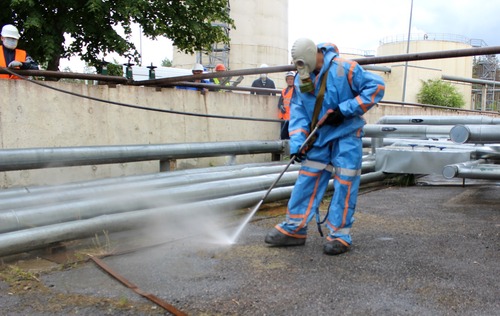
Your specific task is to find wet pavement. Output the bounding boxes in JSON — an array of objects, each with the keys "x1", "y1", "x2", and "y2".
[{"x1": 1, "y1": 176, "x2": 499, "y2": 315}]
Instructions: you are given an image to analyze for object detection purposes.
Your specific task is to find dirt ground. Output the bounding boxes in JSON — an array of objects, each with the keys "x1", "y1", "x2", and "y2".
[{"x1": 1, "y1": 176, "x2": 499, "y2": 315}]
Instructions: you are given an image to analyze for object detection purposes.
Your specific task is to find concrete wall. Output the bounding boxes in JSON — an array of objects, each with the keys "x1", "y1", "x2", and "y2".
[{"x1": 0, "y1": 79, "x2": 280, "y2": 187}]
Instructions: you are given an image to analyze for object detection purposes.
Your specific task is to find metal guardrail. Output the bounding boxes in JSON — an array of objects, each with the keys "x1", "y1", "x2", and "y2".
[{"x1": 0, "y1": 140, "x2": 285, "y2": 172}]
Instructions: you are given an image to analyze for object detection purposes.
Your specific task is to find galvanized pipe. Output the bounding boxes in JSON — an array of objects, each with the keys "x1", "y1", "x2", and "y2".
[
  {"x1": 0, "y1": 157, "x2": 375, "y2": 211},
  {"x1": 442, "y1": 74, "x2": 500, "y2": 86},
  {"x1": 0, "y1": 188, "x2": 293, "y2": 257},
  {"x1": 0, "y1": 140, "x2": 284, "y2": 172},
  {"x1": 376, "y1": 115, "x2": 500, "y2": 125},
  {"x1": 0, "y1": 157, "x2": 379, "y2": 234},
  {"x1": 363, "y1": 124, "x2": 453, "y2": 139},
  {"x1": 451, "y1": 165, "x2": 500, "y2": 180},
  {"x1": 0, "y1": 170, "x2": 388, "y2": 257},
  {"x1": 0, "y1": 172, "x2": 300, "y2": 234},
  {"x1": 0, "y1": 162, "x2": 283, "y2": 199},
  {"x1": 0, "y1": 164, "x2": 300, "y2": 211},
  {"x1": 443, "y1": 162, "x2": 500, "y2": 180},
  {"x1": 442, "y1": 159, "x2": 486, "y2": 179},
  {"x1": 450, "y1": 125, "x2": 500, "y2": 144}
]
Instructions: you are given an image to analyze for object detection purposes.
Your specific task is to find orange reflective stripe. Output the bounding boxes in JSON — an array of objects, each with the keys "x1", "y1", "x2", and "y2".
[
  {"x1": 289, "y1": 169, "x2": 322, "y2": 233},
  {"x1": 334, "y1": 175, "x2": 352, "y2": 228},
  {"x1": 356, "y1": 95, "x2": 370, "y2": 113},
  {"x1": 289, "y1": 128, "x2": 309, "y2": 137},
  {"x1": 275, "y1": 226, "x2": 307, "y2": 238},
  {"x1": 372, "y1": 84, "x2": 385, "y2": 103},
  {"x1": 347, "y1": 61, "x2": 356, "y2": 87}
]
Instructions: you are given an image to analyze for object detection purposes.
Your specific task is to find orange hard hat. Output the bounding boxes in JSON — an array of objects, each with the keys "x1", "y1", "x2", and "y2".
[{"x1": 215, "y1": 64, "x2": 226, "y2": 71}]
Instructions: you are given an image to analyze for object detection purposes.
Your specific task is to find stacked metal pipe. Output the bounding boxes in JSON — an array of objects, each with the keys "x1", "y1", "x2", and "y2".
[
  {"x1": 370, "y1": 115, "x2": 500, "y2": 180},
  {"x1": 0, "y1": 160, "x2": 385, "y2": 256}
]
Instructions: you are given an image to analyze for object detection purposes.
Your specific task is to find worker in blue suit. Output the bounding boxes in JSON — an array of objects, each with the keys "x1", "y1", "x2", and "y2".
[{"x1": 265, "y1": 38, "x2": 385, "y2": 255}]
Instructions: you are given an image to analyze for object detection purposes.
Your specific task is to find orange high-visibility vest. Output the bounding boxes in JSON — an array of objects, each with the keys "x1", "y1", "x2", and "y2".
[
  {"x1": 0, "y1": 46, "x2": 27, "y2": 80},
  {"x1": 279, "y1": 86, "x2": 293, "y2": 120}
]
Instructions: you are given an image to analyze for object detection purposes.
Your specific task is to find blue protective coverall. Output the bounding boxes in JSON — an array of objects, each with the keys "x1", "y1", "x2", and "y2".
[{"x1": 274, "y1": 42, "x2": 385, "y2": 246}]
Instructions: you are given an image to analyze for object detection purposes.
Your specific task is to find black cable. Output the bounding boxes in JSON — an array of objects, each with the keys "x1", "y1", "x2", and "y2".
[{"x1": 3, "y1": 67, "x2": 282, "y2": 123}]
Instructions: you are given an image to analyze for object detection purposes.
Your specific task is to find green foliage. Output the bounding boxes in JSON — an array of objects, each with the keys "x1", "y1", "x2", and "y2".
[
  {"x1": 161, "y1": 58, "x2": 173, "y2": 67},
  {"x1": 417, "y1": 79, "x2": 465, "y2": 108},
  {"x1": 107, "y1": 63, "x2": 123, "y2": 77},
  {"x1": 2, "y1": 0, "x2": 234, "y2": 71}
]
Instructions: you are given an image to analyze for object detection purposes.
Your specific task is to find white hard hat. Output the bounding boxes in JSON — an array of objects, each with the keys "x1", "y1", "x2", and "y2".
[
  {"x1": 1, "y1": 24, "x2": 20, "y2": 39},
  {"x1": 291, "y1": 38, "x2": 317, "y2": 72},
  {"x1": 260, "y1": 64, "x2": 268, "y2": 68},
  {"x1": 285, "y1": 71, "x2": 295, "y2": 78},
  {"x1": 192, "y1": 63, "x2": 204, "y2": 72}
]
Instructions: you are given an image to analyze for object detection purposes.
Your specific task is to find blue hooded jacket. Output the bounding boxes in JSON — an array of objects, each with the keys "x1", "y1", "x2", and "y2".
[{"x1": 289, "y1": 42, "x2": 385, "y2": 154}]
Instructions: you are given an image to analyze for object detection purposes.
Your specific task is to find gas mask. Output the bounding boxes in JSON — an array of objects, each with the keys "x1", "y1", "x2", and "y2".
[
  {"x1": 2, "y1": 37, "x2": 18, "y2": 50},
  {"x1": 291, "y1": 38, "x2": 317, "y2": 93}
]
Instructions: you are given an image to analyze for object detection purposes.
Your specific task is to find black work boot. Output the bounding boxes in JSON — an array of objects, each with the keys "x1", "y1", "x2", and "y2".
[
  {"x1": 323, "y1": 239, "x2": 350, "y2": 255},
  {"x1": 264, "y1": 227, "x2": 306, "y2": 246}
]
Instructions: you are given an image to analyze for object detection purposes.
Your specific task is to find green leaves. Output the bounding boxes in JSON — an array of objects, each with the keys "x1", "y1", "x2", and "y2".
[
  {"x1": 417, "y1": 79, "x2": 466, "y2": 108},
  {"x1": 2, "y1": 0, "x2": 234, "y2": 71}
]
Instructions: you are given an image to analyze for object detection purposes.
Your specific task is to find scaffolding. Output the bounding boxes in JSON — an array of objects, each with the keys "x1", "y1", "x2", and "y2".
[
  {"x1": 196, "y1": 1, "x2": 231, "y2": 71},
  {"x1": 475, "y1": 54, "x2": 498, "y2": 111}
]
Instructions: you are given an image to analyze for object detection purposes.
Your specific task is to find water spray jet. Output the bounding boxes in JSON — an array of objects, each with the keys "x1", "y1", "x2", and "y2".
[{"x1": 228, "y1": 120, "x2": 326, "y2": 244}]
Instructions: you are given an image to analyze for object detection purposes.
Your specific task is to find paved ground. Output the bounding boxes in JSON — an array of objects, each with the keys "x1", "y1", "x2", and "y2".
[{"x1": 1, "y1": 176, "x2": 499, "y2": 315}]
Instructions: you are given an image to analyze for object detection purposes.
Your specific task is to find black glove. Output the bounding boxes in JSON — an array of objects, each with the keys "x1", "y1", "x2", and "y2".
[
  {"x1": 291, "y1": 152, "x2": 306, "y2": 163},
  {"x1": 323, "y1": 109, "x2": 344, "y2": 126}
]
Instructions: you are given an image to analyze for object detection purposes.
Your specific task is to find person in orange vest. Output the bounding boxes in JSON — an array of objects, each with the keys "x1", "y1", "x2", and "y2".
[
  {"x1": 0, "y1": 24, "x2": 39, "y2": 79},
  {"x1": 277, "y1": 71, "x2": 295, "y2": 139}
]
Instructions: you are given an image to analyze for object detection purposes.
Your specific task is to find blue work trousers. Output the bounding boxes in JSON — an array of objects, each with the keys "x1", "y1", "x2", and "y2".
[{"x1": 275, "y1": 133, "x2": 362, "y2": 244}]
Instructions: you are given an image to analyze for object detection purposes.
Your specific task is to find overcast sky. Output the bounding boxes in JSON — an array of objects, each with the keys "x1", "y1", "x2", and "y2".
[
  {"x1": 289, "y1": 0, "x2": 500, "y2": 53},
  {"x1": 60, "y1": 0, "x2": 500, "y2": 71}
]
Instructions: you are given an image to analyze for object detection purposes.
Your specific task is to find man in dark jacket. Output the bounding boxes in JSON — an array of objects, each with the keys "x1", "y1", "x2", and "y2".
[{"x1": 251, "y1": 63, "x2": 276, "y2": 95}]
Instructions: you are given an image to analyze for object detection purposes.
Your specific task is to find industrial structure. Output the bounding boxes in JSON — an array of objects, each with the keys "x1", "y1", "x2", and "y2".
[
  {"x1": 171, "y1": 0, "x2": 498, "y2": 111},
  {"x1": 172, "y1": 0, "x2": 289, "y2": 88}
]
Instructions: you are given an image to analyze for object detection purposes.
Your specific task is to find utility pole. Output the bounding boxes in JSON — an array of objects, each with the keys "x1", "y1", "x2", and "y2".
[{"x1": 402, "y1": 0, "x2": 414, "y2": 103}]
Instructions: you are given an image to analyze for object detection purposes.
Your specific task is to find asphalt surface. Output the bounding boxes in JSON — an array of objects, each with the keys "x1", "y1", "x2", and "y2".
[{"x1": 1, "y1": 175, "x2": 499, "y2": 315}]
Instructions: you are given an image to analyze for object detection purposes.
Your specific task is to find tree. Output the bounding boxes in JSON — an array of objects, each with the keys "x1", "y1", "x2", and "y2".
[
  {"x1": 2, "y1": 0, "x2": 234, "y2": 71},
  {"x1": 417, "y1": 79, "x2": 465, "y2": 108}
]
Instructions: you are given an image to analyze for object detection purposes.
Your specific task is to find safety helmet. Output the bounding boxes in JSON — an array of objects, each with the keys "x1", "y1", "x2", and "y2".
[
  {"x1": 291, "y1": 38, "x2": 317, "y2": 73},
  {"x1": 285, "y1": 71, "x2": 295, "y2": 78},
  {"x1": 192, "y1": 63, "x2": 204, "y2": 72},
  {"x1": 1, "y1": 24, "x2": 20, "y2": 39},
  {"x1": 260, "y1": 64, "x2": 268, "y2": 68},
  {"x1": 215, "y1": 64, "x2": 226, "y2": 71}
]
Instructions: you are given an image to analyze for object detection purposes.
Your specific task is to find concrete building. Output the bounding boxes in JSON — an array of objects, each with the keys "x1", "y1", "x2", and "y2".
[
  {"x1": 172, "y1": 0, "x2": 289, "y2": 89},
  {"x1": 377, "y1": 33, "x2": 476, "y2": 108}
]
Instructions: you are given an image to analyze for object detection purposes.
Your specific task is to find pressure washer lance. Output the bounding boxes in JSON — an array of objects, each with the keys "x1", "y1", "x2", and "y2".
[{"x1": 229, "y1": 110, "x2": 336, "y2": 243}]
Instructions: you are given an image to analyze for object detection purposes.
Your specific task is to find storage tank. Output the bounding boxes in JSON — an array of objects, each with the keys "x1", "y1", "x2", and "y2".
[
  {"x1": 377, "y1": 33, "x2": 474, "y2": 107},
  {"x1": 172, "y1": 0, "x2": 289, "y2": 89}
]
